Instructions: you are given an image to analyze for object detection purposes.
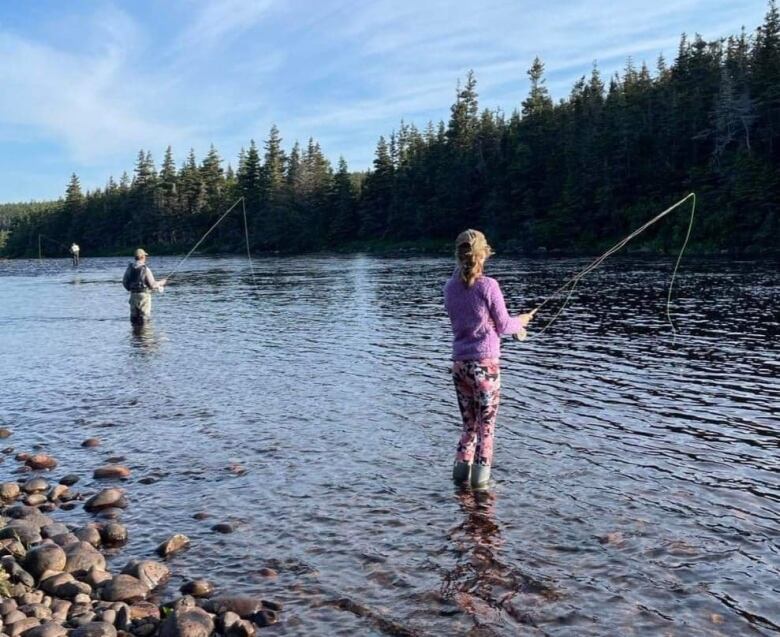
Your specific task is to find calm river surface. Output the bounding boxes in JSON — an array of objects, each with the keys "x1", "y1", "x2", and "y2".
[{"x1": 0, "y1": 255, "x2": 778, "y2": 636}]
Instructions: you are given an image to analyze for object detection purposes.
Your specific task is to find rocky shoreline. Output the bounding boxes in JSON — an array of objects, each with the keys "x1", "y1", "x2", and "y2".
[{"x1": 0, "y1": 427, "x2": 281, "y2": 637}]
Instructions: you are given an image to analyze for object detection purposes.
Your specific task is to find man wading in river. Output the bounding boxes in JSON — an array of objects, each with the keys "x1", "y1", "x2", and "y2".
[{"x1": 122, "y1": 248, "x2": 166, "y2": 324}]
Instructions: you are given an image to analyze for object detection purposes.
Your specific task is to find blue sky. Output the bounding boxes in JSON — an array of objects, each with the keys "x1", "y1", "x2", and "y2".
[{"x1": 0, "y1": 0, "x2": 768, "y2": 202}]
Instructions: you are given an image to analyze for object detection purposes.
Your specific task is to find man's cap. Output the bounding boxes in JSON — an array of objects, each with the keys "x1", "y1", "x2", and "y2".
[{"x1": 134, "y1": 248, "x2": 148, "y2": 259}]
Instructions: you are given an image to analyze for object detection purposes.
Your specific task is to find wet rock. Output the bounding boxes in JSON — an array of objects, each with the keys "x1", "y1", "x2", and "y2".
[
  {"x1": 93, "y1": 466, "x2": 131, "y2": 480},
  {"x1": 256, "y1": 568, "x2": 277, "y2": 578},
  {"x1": 13, "y1": 465, "x2": 32, "y2": 475},
  {"x1": 191, "y1": 513, "x2": 209, "y2": 521},
  {"x1": 7, "y1": 617, "x2": 40, "y2": 637},
  {"x1": 203, "y1": 597, "x2": 261, "y2": 618},
  {"x1": 59, "y1": 475, "x2": 80, "y2": 487},
  {"x1": 3, "y1": 446, "x2": 14, "y2": 454},
  {"x1": 83, "y1": 566, "x2": 113, "y2": 588},
  {"x1": 156, "y1": 535, "x2": 190, "y2": 558},
  {"x1": 64, "y1": 542, "x2": 106, "y2": 574},
  {"x1": 248, "y1": 609, "x2": 278, "y2": 627},
  {"x1": 70, "y1": 622, "x2": 118, "y2": 637},
  {"x1": 41, "y1": 523, "x2": 69, "y2": 539},
  {"x1": 100, "y1": 522, "x2": 127, "y2": 545},
  {"x1": 100, "y1": 575, "x2": 149, "y2": 603},
  {"x1": 225, "y1": 620, "x2": 255, "y2": 637},
  {"x1": 260, "y1": 600, "x2": 282, "y2": 612},
  {"x1": 47, "y1": 485, "x2": 72, "y2": 502},
  {"x1": 127, "y1": 603, "x2": 159, "y2": 621},
  {"x1": 81, "y1": 439, "x2": 101, "y2": 448},
  {"x1": 105, "y1": 456, "x2": 125, "y2": 464},
  {"x1": 0, "y1": 481, "x2": 21, "y2": 500},
  {"x1": 50, "y1": 532, "x2": 79, "y2": 548},
  {"x1": 74, "y1": 526, "x2": 102, "y2": 548},
  {"x1": 121, "y1": 561, "x2": 170, "y2": 590},
  {"x1": 25, "y1": 455, "x2": 58, "y2": 471},
  {"x1": 15, "y1": 452, "x2": 30, "y2": 462},
  {"x1": 22, "y1": 478, "x2": 49, "y2": 494},
  {"x1": 84, "y1": 489, "x2": 126, "y2": 512},
  {"x1": 0, "y1": 427, "x2": 12, "y2": 438},
  {"x1": 0, "y1": 521, "x2": 42, "y2": 547},
  {"x1": 23, "y1": 493, "x2": 48, "y2": 507},
  {"x1": 5, "y1": 507, "x2": 53, "y2": 528},
  {"x1": 217, "y1": 612, "x2": 240, "y2": 633},
  {"x1": 131, "y1": 622, "x2": 159, "y2": 637},
  {"x1": 159, "y1": 607, "x2": 214, "y2": 637},
  {"x1": 95, "y1": 508, "x2": 124, "y2": 521},
  {"x1": 24, "y1": 544, "x2": 67, "y2": 578},
  {"x1": 179, "y1": 579, "x2": 214, "y2": 599},
  {"x1": 24, "y1": 623, "x2": 69, "y2": 637},
  {"x1": 114, "y1": 604, "x2": 131, "y2": 631},
  {"x1": 59, "y1": 502, "x2": 78, "y2": 512}
]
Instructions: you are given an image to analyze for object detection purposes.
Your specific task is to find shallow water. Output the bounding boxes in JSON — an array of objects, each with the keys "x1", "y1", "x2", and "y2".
[{"x1": 0, "y1": 255, "x2": 778, "y2": 636}]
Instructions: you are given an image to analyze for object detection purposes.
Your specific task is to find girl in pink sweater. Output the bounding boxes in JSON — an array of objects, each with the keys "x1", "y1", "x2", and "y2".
[{"x1": 443, "y1": 229, "x2": 534, "y2": 488}]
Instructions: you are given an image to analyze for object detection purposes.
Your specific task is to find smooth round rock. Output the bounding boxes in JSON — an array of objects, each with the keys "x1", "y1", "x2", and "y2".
[
  {"x1": 179, "y1": 579, "x2": 214, "y2": 599},
  {"x1": 64, "y1": 542, "x2": 106, "y2": 574},
  {"x1": 25, "y1": 455, "x2": 57, "y2": 471},
  {"x1": 93, "y1": 466, "x2": 131, "y2": 480},
  {"x1": 0, "y1": 481, "x2": 21, "y2": 500},
  {"x1": 59, "y1": 475, "x2": 80, "y2": 486},
  {"x1": 24, "y1": 544, "x2": 67, "y2": 578},
  {"x1": 0, "y1": 427, "x2": 12, "y2": 438},
  {"x1": 73, "y1": 526, "x2": 102, "y2": 547},
  {"x1": 211, "y1": 523, "x2": 233, "y2": 534},
  {"x1": 81, "y1": 439, "x2": 101, "y2": 448},
  {"x1": 203, "y1": 597, "x2": 261, "y2": 618},
  {"x1": 24, "y1": 493, "x2": 47, "y2": 506},
  {"x1": 128, "y1": 602, "x2": 160, "y2": 621},
  {"x1": 121, "y1": 560, "x2": 170, "y2": 590},
  {"x1": 83, "y1": 566, "x2": 112, "y2": 588},
  {"x1": 22, "y1": 478, "x2": 49, "y2": 494},
  {"x1": 100, "y1": 575, "x2": 149, "y2": 603},
  {"x1": 0, "y1": 521, "x2": 42, "y2": 547},
  {"x1": 70, "y1": 622, "x2": 118, "y2": 637},
  {"x1": 159, "y1": 607, "x2": 213, "y2": 637},
  {"x1": 100, "y1": 522, "x2": 127, "y2": 545},
  {"x1": 7, "y1": 617, "x2": 40, "y2": 637},
  {"x1": 84, "y1": 489, "x2": 126, "y2": 512},
  {"x1": 156, "y1": 534, "x2": 190, "y2": 558},
  {"x1": 24, "y1": 623, "x2": 68, "y2": 637}
]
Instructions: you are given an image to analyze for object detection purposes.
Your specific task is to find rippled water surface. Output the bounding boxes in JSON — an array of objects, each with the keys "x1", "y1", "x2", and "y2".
[{"x1": 1, "y1": 255, "x2": 778, "y2": 636}]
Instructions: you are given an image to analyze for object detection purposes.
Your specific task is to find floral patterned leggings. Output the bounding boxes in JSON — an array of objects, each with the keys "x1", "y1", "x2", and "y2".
[{"x1": 452, "y1": 359, "x2": 501, "y2": 467}]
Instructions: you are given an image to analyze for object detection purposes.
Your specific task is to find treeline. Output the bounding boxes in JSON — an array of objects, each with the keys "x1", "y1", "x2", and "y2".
[{"x1": 3, "y1": 4, "x2": 779, "y2": 258}]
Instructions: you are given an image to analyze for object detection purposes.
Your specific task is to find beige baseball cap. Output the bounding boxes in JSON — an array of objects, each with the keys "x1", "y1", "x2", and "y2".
[{"x1": 134, "y1": 248, "x2": 148, "y2": 259}]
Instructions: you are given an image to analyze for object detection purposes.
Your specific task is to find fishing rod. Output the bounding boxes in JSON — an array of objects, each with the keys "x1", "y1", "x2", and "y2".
[{"x1": 516, "y1": 193, "x2": 696, "y2": 340}]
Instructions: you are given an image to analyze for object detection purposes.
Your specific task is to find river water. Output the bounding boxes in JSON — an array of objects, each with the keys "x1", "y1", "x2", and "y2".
[{"x1": 0, "y1": 255, "x2": 778, "y2": 636}]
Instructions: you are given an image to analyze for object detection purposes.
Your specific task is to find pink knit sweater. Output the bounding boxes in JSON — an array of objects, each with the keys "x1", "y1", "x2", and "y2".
[{"x1": 443, "y1": 271, "x2": 521, "y2": 361}]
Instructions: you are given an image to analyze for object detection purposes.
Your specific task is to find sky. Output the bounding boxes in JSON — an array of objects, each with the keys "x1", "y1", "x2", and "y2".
[{"x1": 0, "y1": 0, "x2": 769, "y2": 202}]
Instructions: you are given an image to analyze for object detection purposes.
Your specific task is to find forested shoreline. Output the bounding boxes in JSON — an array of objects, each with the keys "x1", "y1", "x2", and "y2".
[{"x1": 2, "y1": 5, "x2": 779, "y2": 259}]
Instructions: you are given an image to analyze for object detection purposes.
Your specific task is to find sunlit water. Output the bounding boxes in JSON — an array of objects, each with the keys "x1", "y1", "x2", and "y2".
[{"x1": 0, "y1": 255, "x2": 778, "y2": 636}]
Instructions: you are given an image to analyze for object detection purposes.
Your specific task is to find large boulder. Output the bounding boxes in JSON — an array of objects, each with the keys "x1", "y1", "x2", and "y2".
[
  {"x1": 64, "y1": 542, "x2": 106, "y2": 574},
  {"x1": 159, "y1": 607, "x2": 214, "y2": 637},
  {"x1": 24, "y1": 544, "x2": 67, "y2": 578},
  {"x1": 100, "y1": 575, "x2": 149, "y2": 603}
]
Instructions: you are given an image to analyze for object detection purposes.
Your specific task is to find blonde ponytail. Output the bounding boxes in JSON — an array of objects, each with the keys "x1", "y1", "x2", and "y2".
[{"x1": 455, "y1": 229, "x2": 492, "y2": 287}]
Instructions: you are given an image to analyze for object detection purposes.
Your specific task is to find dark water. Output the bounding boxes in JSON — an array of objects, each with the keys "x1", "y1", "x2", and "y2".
[{"x1": 0, "y1": 255, "x2": 778, "y2": 636}]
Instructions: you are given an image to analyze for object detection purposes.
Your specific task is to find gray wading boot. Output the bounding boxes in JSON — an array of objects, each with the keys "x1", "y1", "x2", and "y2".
[
  {"x1": 471, "y1": 464, "x2": 491, "y2": 489},
  {"x1": 452, "y1": 461, "x2": 471, "y2": 485}
]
